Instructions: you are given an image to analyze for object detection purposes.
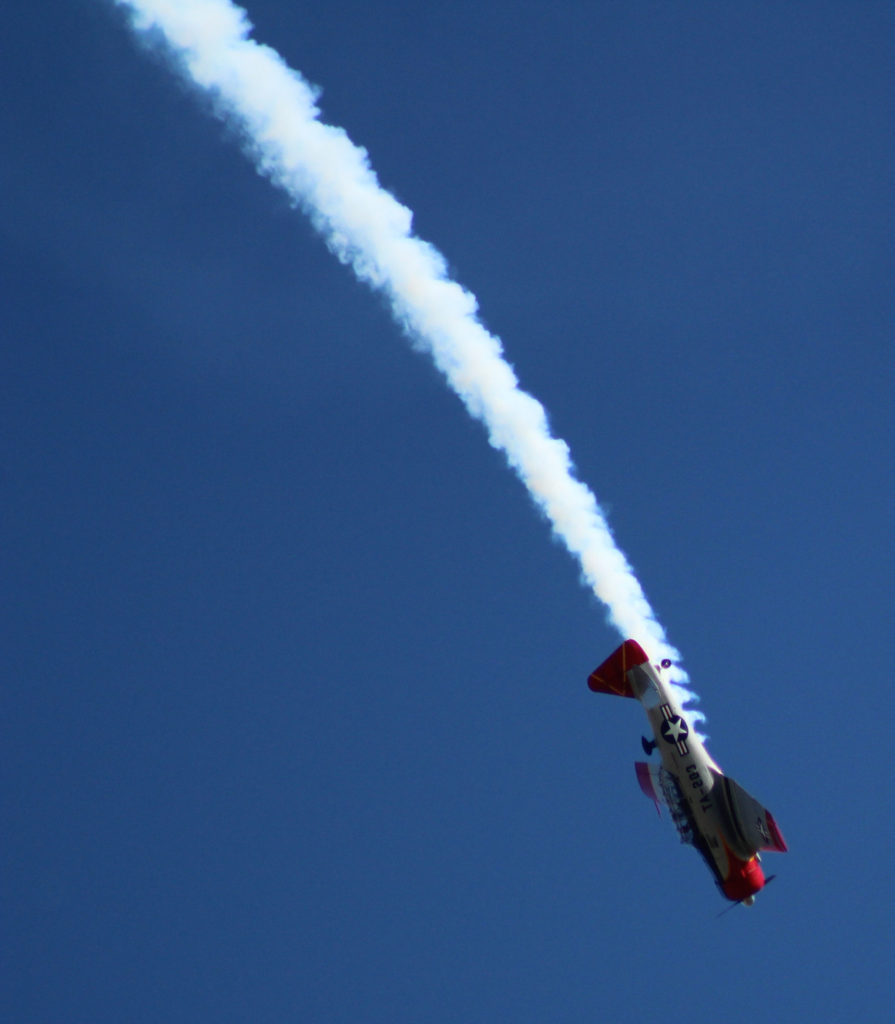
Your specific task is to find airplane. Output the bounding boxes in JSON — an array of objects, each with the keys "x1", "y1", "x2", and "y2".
[{"x1": 588, "y1": 639, "x2": 787, "y2": 905}]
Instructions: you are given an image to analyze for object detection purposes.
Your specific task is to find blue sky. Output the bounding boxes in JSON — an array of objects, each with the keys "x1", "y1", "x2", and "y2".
[{"x1": 3, "y1": 2, "x2": 894, "y2": 1021}]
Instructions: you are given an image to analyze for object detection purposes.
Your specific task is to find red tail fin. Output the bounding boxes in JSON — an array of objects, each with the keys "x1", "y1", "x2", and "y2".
[{"x1": 587, "y1": 640, "x2": 649, "y2": 698}]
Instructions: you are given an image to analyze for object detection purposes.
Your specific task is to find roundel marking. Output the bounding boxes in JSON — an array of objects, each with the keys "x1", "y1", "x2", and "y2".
[{"x1": 660, "y1": 715, "x2": 689, "y2": 745}]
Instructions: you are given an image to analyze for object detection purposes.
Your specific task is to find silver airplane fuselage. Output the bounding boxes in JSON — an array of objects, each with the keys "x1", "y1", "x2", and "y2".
[{"x1": 588, "y1": 640, "x2": 786, "y2": 903}]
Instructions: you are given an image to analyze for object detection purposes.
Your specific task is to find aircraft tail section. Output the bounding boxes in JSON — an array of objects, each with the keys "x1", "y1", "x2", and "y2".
[
  {"x1": 587, "y1": 639, "x2": 649, "y2": 698},
  {"x1": 711, "y1": 770, "x2": 788, "y2": 856}
]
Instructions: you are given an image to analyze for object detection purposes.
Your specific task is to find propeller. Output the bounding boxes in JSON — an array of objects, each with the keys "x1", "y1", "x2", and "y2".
[{"x1": 716, "y1": 875, "x2": 777, "y2": 917}]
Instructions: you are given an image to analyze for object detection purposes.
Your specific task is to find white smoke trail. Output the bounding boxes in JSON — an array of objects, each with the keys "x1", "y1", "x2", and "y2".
[{"x1": 113, "y1": 0, "x2": 700, "y2": 714}]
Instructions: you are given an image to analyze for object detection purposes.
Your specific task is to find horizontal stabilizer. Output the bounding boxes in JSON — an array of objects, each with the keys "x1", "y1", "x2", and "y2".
[
  {"x1": 711, "y1": 770, "x2": 788, "y2": 856},
  {"x1": 588, "y1": 639, "x2": 649, "y2": 698}
]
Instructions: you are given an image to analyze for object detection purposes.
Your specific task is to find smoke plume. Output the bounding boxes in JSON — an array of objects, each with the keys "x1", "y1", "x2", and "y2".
[{"x1": 114, "y1": 0, "x2": 699, "y2": 713}]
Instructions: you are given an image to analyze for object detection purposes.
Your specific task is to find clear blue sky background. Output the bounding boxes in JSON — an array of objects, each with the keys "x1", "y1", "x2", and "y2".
[{"x1": 3, "y1": 2, "x2": 894, "y2": 1021}]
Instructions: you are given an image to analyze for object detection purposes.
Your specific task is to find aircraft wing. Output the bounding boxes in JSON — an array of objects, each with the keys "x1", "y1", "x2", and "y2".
[
  {"x1": 711, "y1": 770, "x2": 788, "y2": 856},
  {"x1": 635, "y1": 761, "x2": 700, "y2": 846},
  {"x1": 635, "y1": 760, "x2": 666, "y2": 811}
]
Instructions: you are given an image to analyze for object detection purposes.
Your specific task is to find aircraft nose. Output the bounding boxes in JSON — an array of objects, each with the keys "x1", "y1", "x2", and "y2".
[{"x1": 722, "y1": 856, "x2": 766, "y2": 903}]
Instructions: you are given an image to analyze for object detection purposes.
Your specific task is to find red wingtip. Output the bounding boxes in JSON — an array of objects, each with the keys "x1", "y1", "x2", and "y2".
[{"x1": 765, "y1": 812, "x2": 788, "y2": 853}]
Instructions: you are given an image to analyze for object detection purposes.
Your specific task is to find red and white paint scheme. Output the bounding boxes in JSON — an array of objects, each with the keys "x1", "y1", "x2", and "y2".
[{"x1": 589, "y1": 640, "x2": 787, "y2": 905}]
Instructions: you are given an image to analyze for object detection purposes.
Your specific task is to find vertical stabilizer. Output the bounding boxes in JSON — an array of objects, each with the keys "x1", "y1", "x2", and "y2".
[{"x1": 587, "y1": 640, "x2": 649, "y2": 698}]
